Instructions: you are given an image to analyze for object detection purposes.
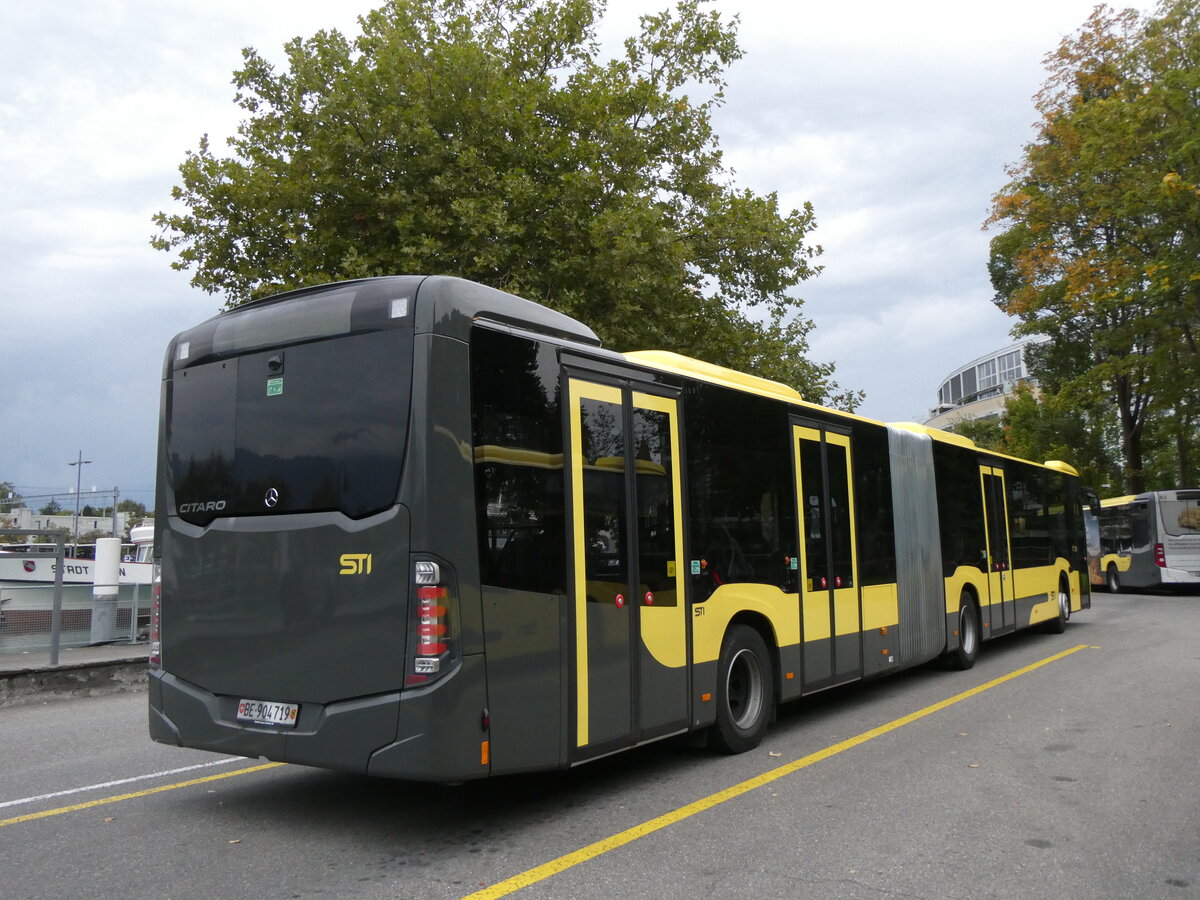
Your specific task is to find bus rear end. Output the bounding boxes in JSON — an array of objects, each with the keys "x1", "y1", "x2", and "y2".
[
  {"x1": 148, "y1": 278, "x2": 487, "y2": 781},
  {"x1": 1156, "y1": 490, "x2": 1200, "y2": 589}
]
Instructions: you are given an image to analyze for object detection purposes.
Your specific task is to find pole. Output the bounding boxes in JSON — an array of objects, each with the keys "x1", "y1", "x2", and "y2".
[
  {"x1": 50, "y1": 532, "x2": 65, "y2": 666},
  {"x1": 68, "y1": 451, "x2": 92, "y2": 555},
  {"x1": 112, "y1": 487, "x2": 119, "y2": 539}
]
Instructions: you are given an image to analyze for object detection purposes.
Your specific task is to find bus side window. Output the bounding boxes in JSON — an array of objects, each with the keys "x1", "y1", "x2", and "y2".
[{"x1": 469, "y1": 327, "x2": 565, "y2": 595}]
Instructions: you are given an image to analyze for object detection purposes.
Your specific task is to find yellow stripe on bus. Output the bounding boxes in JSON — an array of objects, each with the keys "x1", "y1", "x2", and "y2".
[{"x1": 462, "y1": 644, "x2": 1092, "y2": 900}]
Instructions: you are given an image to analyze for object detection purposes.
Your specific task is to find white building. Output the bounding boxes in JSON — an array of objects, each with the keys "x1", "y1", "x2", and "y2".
[
  {"x1": 924, "y1": 341, "x2": 1037, "y2": 430},
  {"x1": 3, "y1": 506, "x2": 131, "y2": 540}
]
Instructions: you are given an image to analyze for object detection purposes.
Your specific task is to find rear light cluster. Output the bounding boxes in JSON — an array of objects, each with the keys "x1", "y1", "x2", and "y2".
[
  {"x1": 406, "y1": 560, "x2": 459, "y2": 688},
  {"x1": 149, "y1": 564, "x2": 162, "y2": 668},
  {"x1": 1154, "y1": 543, "x2": 1166, "y2": 568}
]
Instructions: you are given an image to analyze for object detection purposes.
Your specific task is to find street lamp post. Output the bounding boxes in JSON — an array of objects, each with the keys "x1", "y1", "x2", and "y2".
[{"x1": 68, "y1": 450, "x2": 92, "y2": 555}]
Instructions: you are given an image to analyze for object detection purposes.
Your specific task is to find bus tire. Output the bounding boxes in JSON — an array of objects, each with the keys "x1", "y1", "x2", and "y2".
[
  {"x1": 1044, "y1": 581, "x2": 1070, "y2": 634},
  {"x1": 947, "y1": 592, "x2": 979, "y2": 670},
  {"x1": 709, "y1": 625, "x2": 773, "y2": 754},
  {"x1": 1106, "y1": 564, "x2": 1121, "y2": 593}
]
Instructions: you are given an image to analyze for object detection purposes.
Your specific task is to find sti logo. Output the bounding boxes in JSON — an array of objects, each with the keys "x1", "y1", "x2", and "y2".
[{"x1": 339, "y1": 553, "x2": 373, "y2": 576}]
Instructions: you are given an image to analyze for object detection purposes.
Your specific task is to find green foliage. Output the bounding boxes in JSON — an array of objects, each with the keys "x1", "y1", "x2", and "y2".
[
  {"x1": 947, "y1": 385, "x2": 1122, "y2": 492},
  {"x1": 117, "y1": 499, "x2": 149, "y2": 517},
  {"x1": 39, "y1": 499, "x2": 63, "y2": 515},
  {"x1": 999, "y1": 385, "x2": 1121, "y2": 492},
  {"x1": 153, "y1": 0, "x2": 853, "y2": 406},
  {"x1": 986, "y1": 0, "x2": 1200, "y2": 492},
  {"x1": 0, "y1": 482, "x2": 20, "y2": 507},
  {"x1": 944, "y1": 416, "x2": 1005, "y2": 452}
]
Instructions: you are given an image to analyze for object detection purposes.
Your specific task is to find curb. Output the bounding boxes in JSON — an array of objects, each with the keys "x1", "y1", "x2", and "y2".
[{"x1": 0, "y1": 659, "x2": 148, "y2": 709}]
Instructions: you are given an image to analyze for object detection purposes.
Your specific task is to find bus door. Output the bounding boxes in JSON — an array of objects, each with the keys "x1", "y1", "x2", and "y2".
[
  {"x1": 792, "y1": 422, "x2": 862, "y2": 692},
  {"x1": 567, "y1": 378, "x2": 688, "y2": 759},
  {"x1": 979, "y1": 465, "x2": 1014, "y2": 635}
]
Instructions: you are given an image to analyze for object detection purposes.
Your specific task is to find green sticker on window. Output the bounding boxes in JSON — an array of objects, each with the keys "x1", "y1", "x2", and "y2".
[{"x1": 267, "y1": 377, "x2": 284, "y2": 397}]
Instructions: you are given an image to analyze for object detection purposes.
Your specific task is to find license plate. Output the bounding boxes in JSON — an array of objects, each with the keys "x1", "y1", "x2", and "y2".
[{"x1": 236, "y1": 698, "x2": 299, "y2": 728}]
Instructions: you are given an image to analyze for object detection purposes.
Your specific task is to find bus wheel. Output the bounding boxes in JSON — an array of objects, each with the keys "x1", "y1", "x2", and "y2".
[
  {"x1": 1106, "y1": 565, "x2": 1121, "y2": 594},
  {"x1": 1044, "y1": 583, "x2": 1070, "y2": 634},
  {"x1": 709, "y1": 625, "x2": 773, "y2": 754},
  {"x1": 947, "y1": 593, "x2": 979, "y2": 670}
]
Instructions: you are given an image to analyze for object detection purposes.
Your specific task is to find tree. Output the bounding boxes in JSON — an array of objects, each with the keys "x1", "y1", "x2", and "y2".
[
  {"x1": 118, "y1": 499, "x2": 149, "y2": 518},
  {"x1": 153, "y1": 0, "x2": 856, "y2": 407},
  {"x1": 986, "y1": 0, "x2": 1200, "y2": 492},
  {"x1": 999, "y1": 385, "x2": 1121, "y2": 492},
  {"x1": 943, "y1": 414, "x2": 1004, "y2": 451},
  {"x1": 39, "y1": 499, "x2": 63, "y2": 515},
  {"x1": 946, "y1": 385, "x2": 1121, "y2": 492}
]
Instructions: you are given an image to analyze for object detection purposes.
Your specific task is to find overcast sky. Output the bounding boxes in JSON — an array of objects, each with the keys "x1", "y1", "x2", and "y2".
[{"x1": 0, "y1": 0, "x2": 1135, "y2": 509}]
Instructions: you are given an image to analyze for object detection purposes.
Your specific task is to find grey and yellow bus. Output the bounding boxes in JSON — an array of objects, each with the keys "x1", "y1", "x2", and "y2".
[
  {"x1": 1090, "y1": 490, "x2": 1200, "y2": 592},
  {"x1": 149, "y1": 275, "x2": 1090, "y2": 781}
]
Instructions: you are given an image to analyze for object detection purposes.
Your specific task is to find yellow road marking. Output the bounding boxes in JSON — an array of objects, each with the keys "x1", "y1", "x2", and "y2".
[
  {"x1": 463, "y1": 643, "x2": 1091, "y2": 899},
  {"x1": 0, "y1": 762, "x2": 285, "y2": 828}
]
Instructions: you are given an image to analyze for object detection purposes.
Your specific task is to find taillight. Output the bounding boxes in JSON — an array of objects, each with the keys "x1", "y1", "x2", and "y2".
[
  {"x1": 406, "y1": 560, "x2": 459, "y2": 687},
  {"x1": 416, "y1": 586, "x2": 448, "y2": 655},
  {"x1": 1154, "y1": 543, "x2": 1166, "y2": 568},
  {"x1": 149, "y1": 564, "x2": 162, "y2": 668}
]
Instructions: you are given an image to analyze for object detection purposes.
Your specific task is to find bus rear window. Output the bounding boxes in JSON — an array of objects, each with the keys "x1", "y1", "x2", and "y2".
[
  {"x1": 1163, "y1": 497, "x2": 1200, "y2": 536},
  {"x1": 168, "y1": 329, "x2": 412, "y2": 524}
]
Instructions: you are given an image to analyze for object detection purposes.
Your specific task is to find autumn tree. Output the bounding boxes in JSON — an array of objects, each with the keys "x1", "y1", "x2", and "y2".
[
  {"x1": 154, "y1": 0, "x2": 854, "y2": 406},
  {"x1": 987, "y1": 0, "x2": 1200, "y2": 492}
]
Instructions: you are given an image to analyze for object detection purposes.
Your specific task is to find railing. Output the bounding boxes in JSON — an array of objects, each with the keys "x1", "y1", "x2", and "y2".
[
  {"x1": 0, "y1": 582, "x2": 147, "y2": 653},
  {"x1": 0, "y1": 529, "x2": 148, "y2": 666}
]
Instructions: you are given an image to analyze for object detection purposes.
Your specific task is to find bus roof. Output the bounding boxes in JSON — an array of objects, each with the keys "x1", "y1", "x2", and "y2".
[
  {"x1": 1101, "y1": 494, "x2": 1140, "y2": 508},
  {"x1": 624, "y1": 351, "x2": 805, "y2": 404},
  {"x1": 888, "y1": 425, "x2": 1081, "y2": 476},
  {"x1": 888, "y1": 422, "x2": 977, "y2": 451},
  {"x1": 623, "y1": 350, "x2": 892, "y2": 430}
]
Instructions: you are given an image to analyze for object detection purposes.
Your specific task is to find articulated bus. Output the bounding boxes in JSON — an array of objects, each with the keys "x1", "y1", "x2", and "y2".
[
  {"x1": 149, "y1": 276, "x2": 1090, "y2": 781},
  {"x1": 1089, "y1": 490, "x2": 1200, "y2": 592}
]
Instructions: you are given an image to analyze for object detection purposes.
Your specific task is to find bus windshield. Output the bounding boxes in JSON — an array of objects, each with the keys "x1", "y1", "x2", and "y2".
[{"x1": 168, "y1": 328, "x2": 413, "y2": 525}]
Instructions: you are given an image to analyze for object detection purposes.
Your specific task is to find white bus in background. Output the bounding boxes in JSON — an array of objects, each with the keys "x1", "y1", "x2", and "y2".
[{"x1": 1091, "y1": 490, "x2": 1200, "y2": 592}]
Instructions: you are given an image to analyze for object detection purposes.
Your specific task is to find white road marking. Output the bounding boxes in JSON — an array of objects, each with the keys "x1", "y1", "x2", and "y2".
[{"x1": 0, "y1": 758, "x2": 240, "y2": 810}]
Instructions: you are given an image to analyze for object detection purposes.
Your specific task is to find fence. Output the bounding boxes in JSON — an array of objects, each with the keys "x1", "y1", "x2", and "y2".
[
  {"x1": 0, "y1": 529, "x2": 149, "y2": 666},
  {"x1": 0, "y1": 583, "x2": 149, "y2": 648}
]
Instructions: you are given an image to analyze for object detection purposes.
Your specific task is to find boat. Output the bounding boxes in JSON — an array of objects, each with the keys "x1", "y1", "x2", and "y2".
[
  {"x1": 0, "y1": 523, "x2": 154, "y2": 586},
  {"x1": 0, "y1": 551, "x2": 152, "y2": 585}
]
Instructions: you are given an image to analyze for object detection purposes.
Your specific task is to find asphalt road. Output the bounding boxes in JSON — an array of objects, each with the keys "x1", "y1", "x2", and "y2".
[{"x1": 1, "y1": 592, "x2": 1197, "y2": 900}]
